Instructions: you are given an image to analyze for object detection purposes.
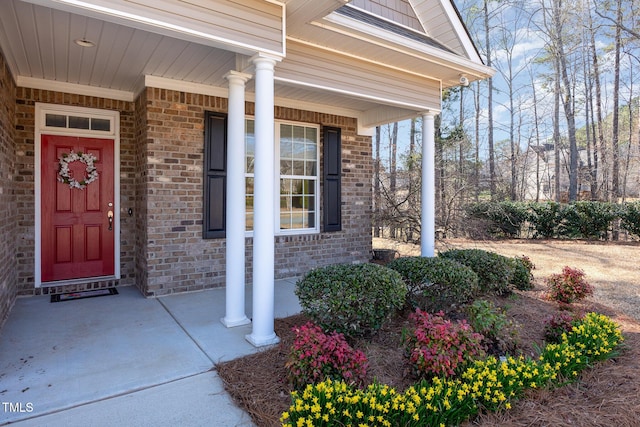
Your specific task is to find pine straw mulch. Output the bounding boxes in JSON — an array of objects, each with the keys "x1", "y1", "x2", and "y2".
[{"x1": 216, "y1": 287, "x2": 640, "y2": 427}]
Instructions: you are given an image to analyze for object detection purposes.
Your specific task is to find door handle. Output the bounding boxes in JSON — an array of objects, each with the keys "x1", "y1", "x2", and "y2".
[{"x1": 107, "y1": 210, "x2": 114, "y2": 231}]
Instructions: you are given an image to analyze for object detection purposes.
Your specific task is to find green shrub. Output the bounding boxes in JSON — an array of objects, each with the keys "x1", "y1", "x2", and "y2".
[
  {"x1": 466, "y1": 300, "x2": 508, "y2": 339},
  {"x1": 558, "y1": 201, "x2": 616, "y2": 239},
  {"x1": 509, "y1": 255, "x2": 535, "y2": 290},
  {"x1": 620, "y1": 201, "x2": 640, "y2": 238},
  {"x1": 528, "y1": 201, "x2": 563, "y2": 238},
  {"x1": 295, "y1": 263, "x2": 406, "y2": 337},
  {"x1": 387, "y1": 256, "x2": 479, "y2": 312},
  {"x1": 466, "y1": 299, "x2": 518, "y2": 353},
  {"x1": 439, "y1": 249, "x2": 514, "y2": 295},
  {"x1": 465, "y1": 201, "x2": 529, "y2": 238}
]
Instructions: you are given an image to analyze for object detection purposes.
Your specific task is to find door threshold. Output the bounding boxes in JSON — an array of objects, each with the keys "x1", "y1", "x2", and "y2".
[{"x1": 40, "y1": 275, "x2": 117, "y2": 288}]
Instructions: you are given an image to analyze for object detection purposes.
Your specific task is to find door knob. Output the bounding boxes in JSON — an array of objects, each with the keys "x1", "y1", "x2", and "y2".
[{"x1": 107, "y1": 210, "x2": 114, "y2": 231}]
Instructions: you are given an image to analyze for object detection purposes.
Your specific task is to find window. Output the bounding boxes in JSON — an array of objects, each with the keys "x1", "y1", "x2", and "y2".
[
  {"x1": 203, "y1": 114, "x2": 341, "y2": 240},
  {"x1": 245, "y1": 120, "x2": 319, "y2": 233},
  {"x1": 45, "y1": 113, "x2": 113, "y2": 132}
]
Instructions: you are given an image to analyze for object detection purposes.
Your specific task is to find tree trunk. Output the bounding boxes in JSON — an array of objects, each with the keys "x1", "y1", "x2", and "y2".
[
  {"x1": 390, "y1": 122, "x2": 398, "y2": 238},
  {"x1": 589, "y1": 6, "x2": 607, "y2": 199},
  {"x1": 553, "y1": 0, "x2": 578, "y2": 201},
  {"x1": 484, "y1": 0, "x2": 496, "y2": 199},
  {"x1": 474, "y1": 80, "x2": 481, "y2": 202},
  {"x1": 611, "y1": 0, "x2": 622, "y2": 202},
  {"x1": 374, "y1": 126, "x2": 381, "y2": 237},
  {"x1": 554, "y1": 55, "x2": 562, "y2": 202},
  {"x1": 530, "y1": 66, "x2": 542, "y2": 202}
]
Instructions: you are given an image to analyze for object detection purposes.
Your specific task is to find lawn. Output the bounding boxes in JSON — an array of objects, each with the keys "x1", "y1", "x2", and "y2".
[{"x1": 217, "y1": 239, "x2": 640, "y2": 426}]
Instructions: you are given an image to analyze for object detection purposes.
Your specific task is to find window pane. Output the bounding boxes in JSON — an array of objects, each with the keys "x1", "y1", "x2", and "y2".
[
  {"x1": 280, "y1": 213, "x2": 291, "y2": 229},
  {"x1": 291, "y1": 179, "x2": 303, "y2": 195},
  {"x1": 246, "y1": 177, "x2": 254, "y2": 195},
  {"x1": 291, "y1": 212, "x2": 304, "y2": 229},
  {"x1": 305, "y1": 160, "x2": 316, "y2": 176},
  {"x1": 280, "y1": 179, "x2": 292, "y2": 195},
  {"x1": 292, "y1": 196, "x2": 303, "y2": 209},
  {"x1": 305, "y1": 127, "x2": 317, "y2": 144},
  {"x1": 303, "y1": 196, "x2": 315, "y2": 209},
  {"x1": 246, "y1": 120, "x2": 255, "y2": 173},
  {"x1": 304, "y1": 143, "x2": 316, "y2": 160},
  {"x1": 306, "y1": 181, "x2": 315, "y2": 195},
  {"x1": 45, "y1": 114, "x2": 66, "y2": 127},
  {"x1": 308, "y1": 212, "x2": 315, "y2": 228},
  {"x1": 292, "y1": 160, "x2": 305, "y2": 176},
  {"x1": 246, "y1": 213, "x2": 254, "y2": 231},
  {"x1": 69, "y1": 116, "x2": 90, "y2": 129},
  {"x1": 91, "y1": 118, "x2": 111, "y2": 131},
  {"x1": 280, "y1": 159, "x2": 292, "y2": 175},
  {"x1": 280, "y1": 136, "x2": 292, "y2": 159}
]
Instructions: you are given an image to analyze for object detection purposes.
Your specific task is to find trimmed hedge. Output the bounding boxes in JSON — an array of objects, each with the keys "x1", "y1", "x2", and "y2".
[
  {"x1": 439, "y1": 249, "x2": 516, "y2": 295},
  {"x1": 295, "y1": 263, "x2": 406, "y2": 337},
  {"x1": 387, "y1": 256, "x2": 479, "y2": 312},
  {"x1": 465, "y1": 201, "x2": 529, "y2": 238},
  {"x1": 620, "y1": 201, "x2": 640, "y2": 238},
  {"x1": 465, "y1": 200, "x2": 640, "y2": 240}
]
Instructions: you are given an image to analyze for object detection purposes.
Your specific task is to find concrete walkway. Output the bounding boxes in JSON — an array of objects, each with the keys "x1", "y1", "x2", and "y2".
[{"x1": 0, "y1": 280, "x2": 301, "y2": 426}]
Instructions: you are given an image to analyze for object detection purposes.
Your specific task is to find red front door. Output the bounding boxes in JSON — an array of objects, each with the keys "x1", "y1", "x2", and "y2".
[{"x1": 41, "y1": 135, "x2": 115, "y2": 282}]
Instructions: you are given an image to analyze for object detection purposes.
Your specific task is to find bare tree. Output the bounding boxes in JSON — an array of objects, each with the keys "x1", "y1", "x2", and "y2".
[
  {"x1": 374, "y1": 126, "x2": 381, "y2": 237},
  {"x1": 611, "y1": 0, "x2": 623, "y2": 201}
]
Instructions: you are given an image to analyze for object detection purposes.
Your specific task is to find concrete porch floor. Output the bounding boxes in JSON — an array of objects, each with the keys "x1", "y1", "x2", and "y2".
[{"x1": 0, "y1": 279, "x2": 302, "y2": 426}]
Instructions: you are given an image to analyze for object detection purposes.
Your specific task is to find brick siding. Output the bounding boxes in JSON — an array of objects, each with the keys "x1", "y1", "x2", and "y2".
[
  {"x1": 139, "y1": 89, "x2": 372, "y2": 296},
  {"x1": 7, "y1": 83, "x2": 372, "y2": 300},
  {"x1": 0, "y1": 49, "x2": 17, "y2": 329},
  {"x1": 13, "y1": 90, "x2": 136, "y2": 295}
]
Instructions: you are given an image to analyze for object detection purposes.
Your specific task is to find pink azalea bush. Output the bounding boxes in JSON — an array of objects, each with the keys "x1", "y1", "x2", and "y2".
[
  {"x1": 545, "y1": 266, "x2": 594, "y2": 304},
  {"x1": 404, "y1": 309, "x2": 484, "y2": 378},
  {"x1": 285, "y1": 322, "x2": 368, "y2": 389}
]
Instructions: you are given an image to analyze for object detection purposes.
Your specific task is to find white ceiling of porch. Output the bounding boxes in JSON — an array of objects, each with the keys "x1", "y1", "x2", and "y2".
[
  {"x1": 0, "y1": 0, "x2": 388, "y2": 114},
  {"x1": 0, "y1": 0, "x2": 493, "y2": 128},
  {"x1": 0, "y1": 1, "x2": 234, "y2": 92}
]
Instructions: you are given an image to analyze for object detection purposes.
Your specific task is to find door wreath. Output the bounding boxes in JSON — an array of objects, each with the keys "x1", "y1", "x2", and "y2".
[{"x1": 57, "y1": 151, "x2": 99, "y2": 189}]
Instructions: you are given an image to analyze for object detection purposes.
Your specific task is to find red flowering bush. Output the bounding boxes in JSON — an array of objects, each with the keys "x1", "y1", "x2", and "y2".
[
  {"x1": 543, "y1": 311, "x2": 584, "y2": 343},
  {"x1": 285, "y1": 322, "x2": 368, "y2": 389},
  {"x1": 404, "y1": 310, "x2": 484, "y2": 378},
  {"x1": 545, "y1": 266, "x2": 594, "y2": 304}
]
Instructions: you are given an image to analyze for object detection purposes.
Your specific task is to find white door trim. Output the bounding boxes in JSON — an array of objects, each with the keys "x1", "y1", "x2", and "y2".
[{"x1": 34, "y1": 103, "x2": 121, "y2": 288}]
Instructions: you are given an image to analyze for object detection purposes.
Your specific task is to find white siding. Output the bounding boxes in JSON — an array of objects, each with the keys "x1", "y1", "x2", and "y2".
[{"x1": 277, "y1": 41, "x2": 441, "y2": 110}]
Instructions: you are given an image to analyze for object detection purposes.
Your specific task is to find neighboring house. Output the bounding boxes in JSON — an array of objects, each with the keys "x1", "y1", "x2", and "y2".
[{"x1": 0, "y1": 0, "x2": 492, "y2": 345}]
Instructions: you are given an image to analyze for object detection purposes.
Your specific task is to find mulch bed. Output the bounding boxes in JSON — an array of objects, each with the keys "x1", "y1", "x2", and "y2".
[{"x1": 217, "y1": 288, "x2": 640, "y2": 427}]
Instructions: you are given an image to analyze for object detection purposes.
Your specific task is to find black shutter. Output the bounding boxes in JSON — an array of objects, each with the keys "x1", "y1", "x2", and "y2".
[
  {"x1": 203, "y1": 112, "x2": 227, "y2": 239},
  {"x1": 323, "y1": 126, "x2": 342, "y2": 232}
]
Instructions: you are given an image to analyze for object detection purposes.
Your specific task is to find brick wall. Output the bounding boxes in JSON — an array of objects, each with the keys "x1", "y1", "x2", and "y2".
[
  {"x1": 0, "y1": 49, "x2": 17, "y2": 328},
  {"x1": 14, "y1": 90, "x2": 136, "y2": 295},
  {"x1": 140, "y1": 88, "x2": 372, "y2": 296},
  {"x1": 7, "y1": 83, "x2": 372, "y2": 299}
]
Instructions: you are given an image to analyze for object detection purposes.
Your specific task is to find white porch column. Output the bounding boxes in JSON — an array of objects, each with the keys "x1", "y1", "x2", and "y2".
[
  {"x1": 246, "y1": 54, "x2": 281, "y2": 347},
  {"x1": 221, "y1": 71, "x2": 252, "y2": 328},
  {"x1": 421, "y1": 112, "x2": 436, "y2": 257}
]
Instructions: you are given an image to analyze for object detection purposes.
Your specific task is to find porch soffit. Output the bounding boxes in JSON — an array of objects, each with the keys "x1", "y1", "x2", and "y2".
[
  {"x1": 19, "y1": 0, "x2": 285, "y2": 57},
  {"x1": 0, "y1": 0, "x2": 490, "y2": 129}
]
